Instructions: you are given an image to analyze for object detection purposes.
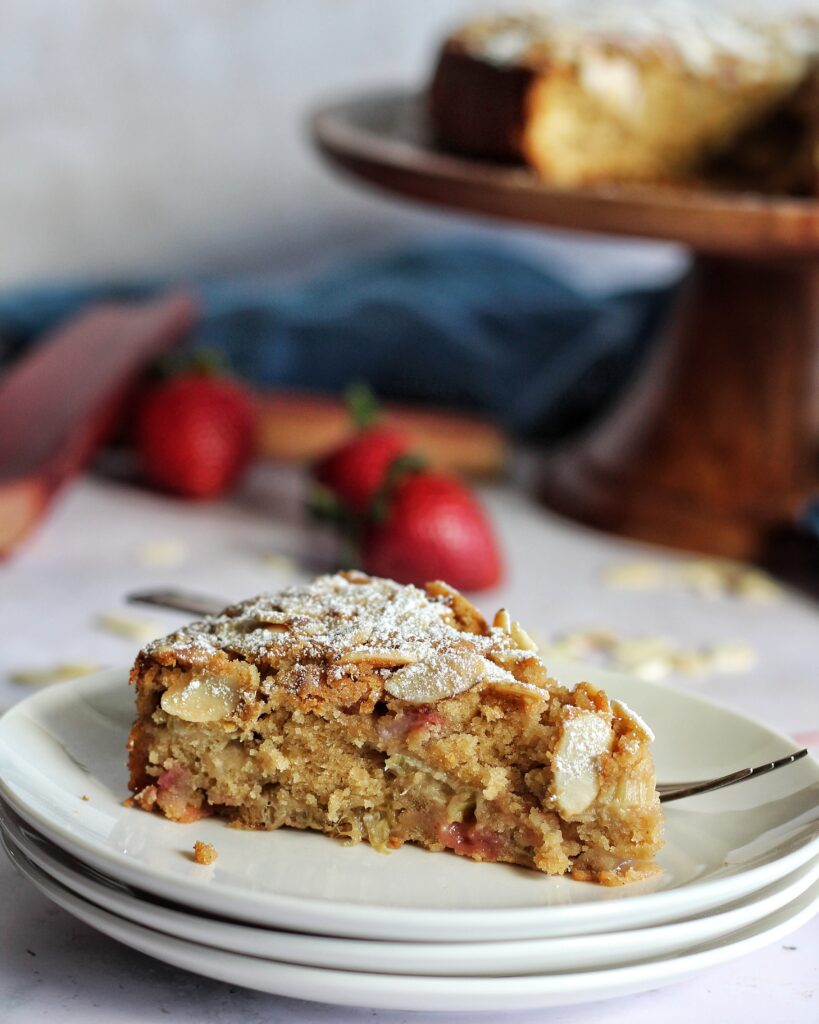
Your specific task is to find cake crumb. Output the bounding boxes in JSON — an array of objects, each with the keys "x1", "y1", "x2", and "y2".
[
  {"x1": 81, "y1": 794, "x2": 89, "y2": 802},
  {"x1": 193, "y1": 840, "x2": 218, "y2": 865}
]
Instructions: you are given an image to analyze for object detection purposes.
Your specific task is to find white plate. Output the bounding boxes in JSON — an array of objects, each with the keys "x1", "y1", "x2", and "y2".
[
  {"x1": 6, "y1": 836, "x2": 819, "y2": 1014},
  {"x1": 4, "y1": 804, "x2": 819, "y2": 977},
  {"x1": 1, "y1": 668, "x2": 817, "y2": 941}
]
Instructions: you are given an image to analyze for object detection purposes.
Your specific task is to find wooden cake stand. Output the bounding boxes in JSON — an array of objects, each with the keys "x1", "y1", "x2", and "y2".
[{"x1": 312, "y1": 90, "x2": 819, "y2": 559}]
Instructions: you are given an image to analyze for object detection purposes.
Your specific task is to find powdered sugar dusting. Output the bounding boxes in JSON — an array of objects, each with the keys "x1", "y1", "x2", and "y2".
[
  {"x1": 462, "y1": 2, "x2": 814, "y2": 81},
  {"x1": 612, "y1": 699, "x2": 655, "y2": 741},
  {"x1": 145, "y1": 574, "x2": 529, "y2": 703}
]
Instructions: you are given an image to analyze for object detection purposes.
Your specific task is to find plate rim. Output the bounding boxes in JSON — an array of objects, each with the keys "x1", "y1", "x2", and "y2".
[
  {"x1": 1, "y1": 667, "x2": 818, "y2": 941},
  {"x1": 4, "y1": 803, "x2": 819, "y2": 977},
  {"x1": 6, "y1": 834, "x2": 819, "y2": 1013},
  {"x1": 311, "y1": 88, "x2": 819, "y2": 257}
]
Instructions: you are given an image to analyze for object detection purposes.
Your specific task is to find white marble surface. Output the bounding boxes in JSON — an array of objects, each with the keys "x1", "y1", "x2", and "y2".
[{"x1": 1, "y1": 468, "x2": 817, "y2": 1021}]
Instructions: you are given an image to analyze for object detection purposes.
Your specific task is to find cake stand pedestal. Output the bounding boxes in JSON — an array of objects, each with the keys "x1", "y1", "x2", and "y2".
[{"x1": 312, "y1": 91, "x2": 819, "y2": 558}]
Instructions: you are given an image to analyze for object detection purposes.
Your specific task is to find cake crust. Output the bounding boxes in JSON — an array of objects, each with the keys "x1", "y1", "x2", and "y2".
[{"x1": 128, "y1": 572, "x2": 663, "y2": 884}]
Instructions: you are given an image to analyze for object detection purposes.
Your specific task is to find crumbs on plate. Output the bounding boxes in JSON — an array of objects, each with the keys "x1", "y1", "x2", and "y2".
[{"x1": 193, "y1": 841, "x2": 218, "y2": 865}]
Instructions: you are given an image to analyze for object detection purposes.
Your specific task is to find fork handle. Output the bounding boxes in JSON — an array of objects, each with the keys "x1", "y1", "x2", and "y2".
[
  {"x1": 127, "y1": 589, "x2": 226, "y2": 618},
  {"x1": 657, "y1": 749, "x2": 809, "y2": 803}
]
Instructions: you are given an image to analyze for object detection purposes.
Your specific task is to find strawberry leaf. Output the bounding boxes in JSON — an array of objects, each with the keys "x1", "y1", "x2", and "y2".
[
  {"x1": 151, "y1": 347, "x2": 229, "y2": 381},
  {"x1": 369, "y1": 452, "x2": 427, "y2": 524},
  {"x1": 384, "y1": 452, "x2": 427, "y2": 486},
  {"x1": 306, "y1": 486, "x2": 352, "y2": 527},
  {"x1": 345, "y1": 382, "x2": 381, "y2": 431}
]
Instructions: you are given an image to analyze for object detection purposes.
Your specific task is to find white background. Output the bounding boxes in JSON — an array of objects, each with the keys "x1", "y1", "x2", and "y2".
[
  {"x1": 0, "y1": 0, "x2": 720, "y2": 289},
  {"x1": 0, "y1": 0, "x2": 803, "y2": 288}
]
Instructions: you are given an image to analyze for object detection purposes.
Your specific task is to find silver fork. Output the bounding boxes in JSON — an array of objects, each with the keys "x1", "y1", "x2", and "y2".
[
  {"x1": 127, "y1": 588, "x2": 811, "y2": 805},
  {"x1": 654, "y1": 750, "x2": 808, "y2": 803}
]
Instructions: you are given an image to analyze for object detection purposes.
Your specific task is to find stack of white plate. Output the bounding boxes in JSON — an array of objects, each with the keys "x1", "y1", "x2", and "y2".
[{"x1": 1, "y1": 667, "x2": 818, "y2": 1013}]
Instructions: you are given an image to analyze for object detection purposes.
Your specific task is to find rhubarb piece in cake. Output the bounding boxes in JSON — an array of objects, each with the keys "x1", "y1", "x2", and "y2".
[{"x1": 128, "y1": 572, "x2": 662, "y2": 884}]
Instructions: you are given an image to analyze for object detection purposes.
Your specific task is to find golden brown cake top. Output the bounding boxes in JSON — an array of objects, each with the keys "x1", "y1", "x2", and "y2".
[
  {"x1": 449, "y1": 2, "x2": 817, "y2": 83},
  {"x1": 142, "y1": 572, "x2": 550, "y2": 704}
]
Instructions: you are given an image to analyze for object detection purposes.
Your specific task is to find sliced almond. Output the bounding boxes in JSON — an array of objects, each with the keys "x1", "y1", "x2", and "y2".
[
  {"x1": 160, "y1": 674, "x2": 242, "y2": 723},
  {"x1": 258, "y1": 553, "x2": 299, "y2": 577},
  {"x1": 383, "y1": 646, "x2": 506, "y2": 703},
  {"x1": 96, "y1": 612, "x2": 162, "y2": 643},
  {"x1": 611, "y1": 699, "x2": 655, "y2": 742},
  {"x1": 551, "y1": 709, "x2": 613, "y2": 817},
  {"x1": 133, "y1": 540, "x2": 189, "y2": 567},
  {"x1": 510, "y1": 620, "x2": 539, "y2": 652},
  {"x1": 335, "y1": 648, "x2": 418, "y2": 667},
  {"x1": 493, "y1": 608, "x2": 512, "y2": 633},
  {"x1": 704, "y1": 640, "x2": 757, "y2": 674},
  {"x1": 601, "y1": 561, "x2": 665, "y2": 590},
  {"x1": 427, "y1": 581, "x2": 488, "y2": 634},
  {"x1": 11, "y1": 661, "x2": 102, "y2": 686}
]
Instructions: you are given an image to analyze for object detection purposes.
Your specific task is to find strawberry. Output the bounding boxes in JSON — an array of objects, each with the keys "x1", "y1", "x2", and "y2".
[
  {"x1": 362, "y1": 470, "x2": 502, "y2": 591},
  {"x1": 135, "y1": 371, "x2": 255, "y2": 499},
  {"x1": 314, "y1": 426, "x2": 411, "y2": 514}
]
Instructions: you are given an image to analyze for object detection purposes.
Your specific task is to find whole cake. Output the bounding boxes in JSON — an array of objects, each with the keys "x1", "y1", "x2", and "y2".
[
  {"x1": 128, "y1": 572, "x2": 663, "y2": 884},
  {"x1": 429, "y1": 1, "x2": 819, "y2": 190}
]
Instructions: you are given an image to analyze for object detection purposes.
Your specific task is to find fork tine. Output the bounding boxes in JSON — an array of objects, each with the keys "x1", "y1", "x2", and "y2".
[{"x1": 658, "y1": 749, "x2": 809, "y2": 803}]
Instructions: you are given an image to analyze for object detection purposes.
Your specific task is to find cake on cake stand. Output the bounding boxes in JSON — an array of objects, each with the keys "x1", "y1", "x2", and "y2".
[{"x1": 312, "y1": 90, "x2": 819, "y2": 560}]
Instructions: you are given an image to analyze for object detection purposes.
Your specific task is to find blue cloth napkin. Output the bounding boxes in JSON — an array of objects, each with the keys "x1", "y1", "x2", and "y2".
[{"x1": 0, "y1": 241, "x2": 670, "y2": 441}]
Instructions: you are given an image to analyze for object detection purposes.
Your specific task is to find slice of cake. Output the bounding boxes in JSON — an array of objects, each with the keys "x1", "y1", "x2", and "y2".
[
  {"x1": 429, "y1": 3, "x2": 817, "y2": 187},
  {"x1": 707, "y1": 60, "x2": 819, "y2": 196},
  {"x1": 128, "y1": 572, "x2": 662, "y2": 884}
]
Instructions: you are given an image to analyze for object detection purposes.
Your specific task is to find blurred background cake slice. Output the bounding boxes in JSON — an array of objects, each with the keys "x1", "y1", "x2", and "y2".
[
  {"x1": 707, "y1": 57, "x2": 819, "y2": 195},
  {"x1": 430, "y1": 1, "x2": 818, "y2": 188}
]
